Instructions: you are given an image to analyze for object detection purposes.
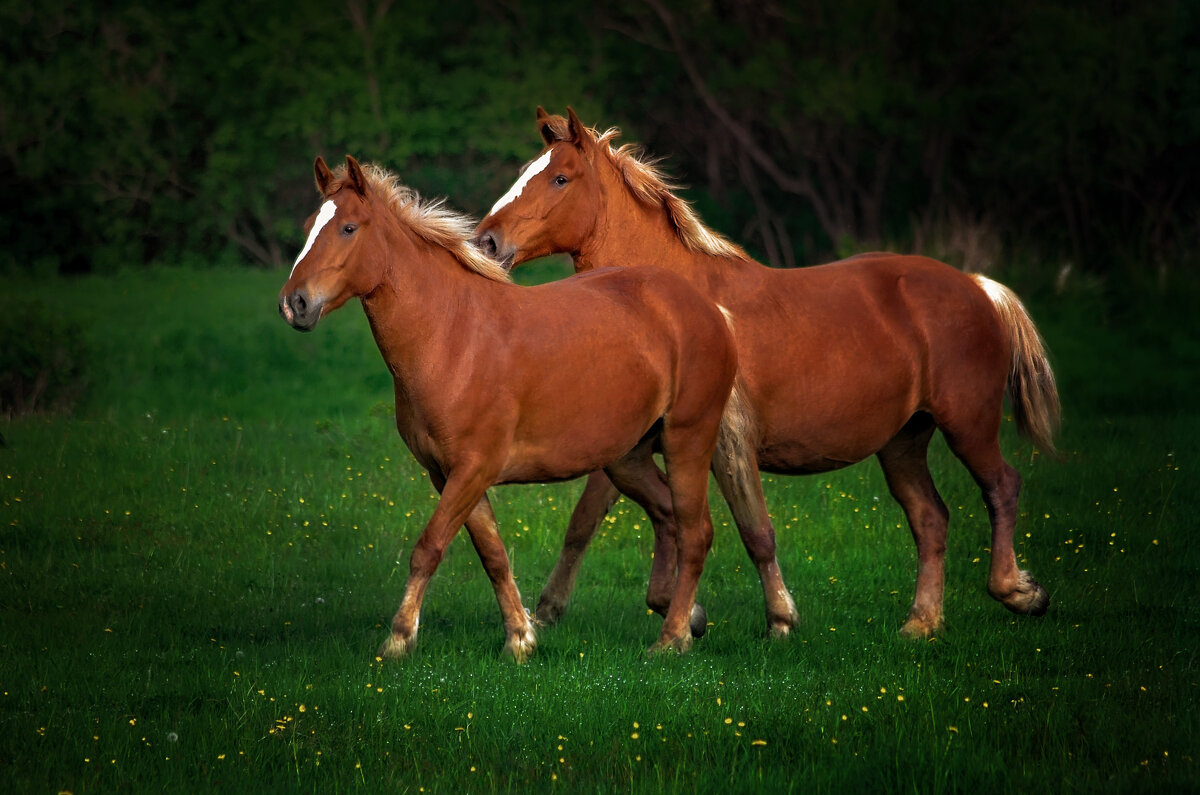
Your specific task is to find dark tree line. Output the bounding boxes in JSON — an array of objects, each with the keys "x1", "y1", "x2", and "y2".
[{"x1": 2, "y1": 0, "x2": 1196, "y2": 277}]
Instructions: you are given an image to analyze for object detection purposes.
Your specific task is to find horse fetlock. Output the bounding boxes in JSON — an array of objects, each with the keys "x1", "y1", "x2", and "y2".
[{"x1": 991, "y1": 570, "x2": 1050, "y2": 616}]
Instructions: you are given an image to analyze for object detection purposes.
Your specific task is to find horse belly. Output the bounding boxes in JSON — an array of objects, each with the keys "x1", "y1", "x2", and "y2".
[
  {"x1": 498, "y1": 415, "x2": 656, "y2": 484},
  {"x1": 722, "y1": 264, "x2": 942, "y2": 473},
  {"x1": 496, "y1": 433, "x2": 644, "y2": 484},
  {"x1": 749, "y1": 340, "x2": 921, "y2": 472},
  {"x1": 498, "y1": 376, "x2": 667, "y2": 484},
  {"x1": 755, "y1": 402, "x2": 916, "y2": 473}
]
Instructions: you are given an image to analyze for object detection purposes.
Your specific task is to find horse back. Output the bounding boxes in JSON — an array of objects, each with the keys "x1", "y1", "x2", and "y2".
[
  {"x1": 548, "y1": 266, "x2": 737, "y2": 402},
  {"x1": 709, "y1": 254, "x2": 1008, "y2": 469}
]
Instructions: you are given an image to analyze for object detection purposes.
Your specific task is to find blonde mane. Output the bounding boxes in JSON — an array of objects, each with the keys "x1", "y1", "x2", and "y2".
[
  {"x1": 329, "y1": 162, "x2": 512, "y2": 283},
  {"x1": 594, "y1": 128, "x2": 748, "y2": 260}
]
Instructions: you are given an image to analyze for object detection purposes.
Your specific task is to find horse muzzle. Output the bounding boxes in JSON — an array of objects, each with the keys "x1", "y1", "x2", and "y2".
[
  {"x1": 472, "y1": 230, "x2": 515, "y2": 271},
  {"x1": 278, "y1": 289, "x2": 322, "y2": 331}
]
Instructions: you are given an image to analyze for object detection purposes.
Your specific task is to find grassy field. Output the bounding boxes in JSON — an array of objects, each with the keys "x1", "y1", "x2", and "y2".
[{"x1": 1, "y1": 265, "x2": 1197, "y2": 793}]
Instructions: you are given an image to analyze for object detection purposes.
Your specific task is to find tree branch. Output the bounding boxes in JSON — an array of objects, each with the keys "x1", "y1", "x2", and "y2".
[{"x1": 642, "y1": 0, "x2": 814, "y2": 201}]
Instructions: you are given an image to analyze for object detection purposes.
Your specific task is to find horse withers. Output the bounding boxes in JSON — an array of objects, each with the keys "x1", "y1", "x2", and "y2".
[
  {"x1": 474, "y1": 108, "x2": 1060, "y2": 639},
  {"x1": 278, "y1": 155, "x2": 738, "y2": 659}
]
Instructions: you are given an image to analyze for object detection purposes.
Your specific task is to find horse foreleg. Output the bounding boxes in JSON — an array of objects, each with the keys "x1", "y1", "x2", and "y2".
[
  {"x1": 378, "y1": 469, "x2": 493, "y2": 660},
  {"x1": 463, "y1": 495, "x2": 537, "y2": 662},
  {"x1": 534, "y1": 471, "x2": 620, "y2": 626}
]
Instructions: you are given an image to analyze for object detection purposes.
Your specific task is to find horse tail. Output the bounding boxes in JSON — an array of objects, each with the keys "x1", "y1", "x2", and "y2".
[
  {"x1": 710, "y1": 305, "x2": 758, "y2": 489},
  {"x1": 715, "y1": 377, "x2": 758, "y2": 488},
  {"x1": 973, "y1": 274, "x2": 1061, "y2": 454}
]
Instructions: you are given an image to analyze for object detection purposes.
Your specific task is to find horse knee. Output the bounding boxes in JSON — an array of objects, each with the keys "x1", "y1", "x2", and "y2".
[{"x1": 409, "y1": 541, "x2": 445, "y2": 577}]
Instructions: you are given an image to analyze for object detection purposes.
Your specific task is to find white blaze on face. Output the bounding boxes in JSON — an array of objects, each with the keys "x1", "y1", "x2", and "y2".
[
  {"x1": 291, "y1": 200, "x2": 338, "y2": 276},
  {"x1": 487, "y1": 150, "x2": 553, "y2": 217}
]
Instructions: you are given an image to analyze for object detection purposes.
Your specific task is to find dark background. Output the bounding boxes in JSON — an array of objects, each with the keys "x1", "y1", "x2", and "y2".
[{"x1": 3, "y1": 0, "x2": 1196, "y2": 280}]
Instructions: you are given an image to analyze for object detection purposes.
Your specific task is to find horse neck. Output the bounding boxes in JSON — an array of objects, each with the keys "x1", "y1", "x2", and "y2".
[
  {"x1": 578, "y1": 172, "x2": 739, "y2": 287},
  {"x1": 359, "y1": 226, "x2": 487, "y2": 377}
]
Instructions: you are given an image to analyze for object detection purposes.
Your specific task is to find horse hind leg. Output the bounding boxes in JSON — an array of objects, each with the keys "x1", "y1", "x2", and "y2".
[
  {"x1": 942, "y1": 422, "x2": 1050, "y2": 619},
  {"x1": 710, "y1": 431, "x2": 798, "y2": 637},
  {"x1": 877, "y1": 415, "x2": 950, "y2": 638},
  {"x1": 533, "y1": 471, "x2": 620, "y2": 627}
]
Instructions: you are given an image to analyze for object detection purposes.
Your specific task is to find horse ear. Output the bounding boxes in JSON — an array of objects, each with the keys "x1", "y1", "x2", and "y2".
[
  {"x1": 538, "y1": 107, "x2": 571, "y2": 145},
  {"x1": 566, "y1": 107, "x2": 594, "y2": 151},
  {"x1": 314, "y1": 156, "x2": 335, "y2": 197},
  {"x1": 345, "y1": 155, "x2": 368, "y2": 197}
]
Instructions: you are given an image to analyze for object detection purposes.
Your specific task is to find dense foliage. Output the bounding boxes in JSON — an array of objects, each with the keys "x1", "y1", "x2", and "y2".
[{"x1": 3, "y1": 0, "x2": 1196, "y2": 274}]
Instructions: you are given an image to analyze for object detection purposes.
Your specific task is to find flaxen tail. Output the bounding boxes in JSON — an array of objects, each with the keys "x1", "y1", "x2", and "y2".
[
  {"x1": 715, "y1": 379, "x2": 758, "y2": 487},
  {"x1": 973, "y1": 275, "x2": 1061, "y2": 454}
]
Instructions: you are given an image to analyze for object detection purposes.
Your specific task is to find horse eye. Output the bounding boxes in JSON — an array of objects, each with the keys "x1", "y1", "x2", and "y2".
[
  {"x1": 553, "y1": 175, "x2": 568, "y2": 187},
  {"x1": 341, "y1": 223, "x2": 358, "y2": 236}
]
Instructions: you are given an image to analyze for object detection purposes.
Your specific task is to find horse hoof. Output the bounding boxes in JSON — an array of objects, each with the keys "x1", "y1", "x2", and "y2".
[
  {"x1": 504, "y1": 625, "x2": 538, "y2": 664},
  {"x1": 898, "y1": 615, "x2": 943, "y2": 639},
  {"x1": 996, "y1": 570, "x2": 1050, "y2": 616},
  {"x1": 533, "y1": 597, "x2": 565, "y2": 628},
  {"x1": 648, "y1": 634, "x2": 692, "y2": 656},
  {"x1": 377, "y1": 633, "x2": 415, "y2": 660},
  {"x1": 768, "y1": 598, "x2": 800, "y2": 639},
  {"x1": 689, "y1": 603, "x2": 708, "y2": 638},
  {"x1": 773, "y1": 593, "x2": 801, "y2": 637}
]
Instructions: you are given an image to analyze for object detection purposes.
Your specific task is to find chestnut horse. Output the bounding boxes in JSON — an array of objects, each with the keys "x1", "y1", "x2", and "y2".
[
  {"x1": 474, "y1": 108, "x2": 1061, "y2": 638},
  {"x1": 278, "y1": 155, "x2": 738, "y2": 659}
]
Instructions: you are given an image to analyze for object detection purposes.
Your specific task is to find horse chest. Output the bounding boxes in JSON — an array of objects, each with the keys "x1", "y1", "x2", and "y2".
[
  {"x1": 390, "y1": 379, "x2": 513, "y2": 476},
  {"x1": 389, "y1": 391, "x2": 454, "y2": 473}
]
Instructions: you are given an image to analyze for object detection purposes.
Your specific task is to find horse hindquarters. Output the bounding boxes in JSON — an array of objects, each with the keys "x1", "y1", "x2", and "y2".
[
  {"x1": 914, "y1": 271, "x2": 1054, "y2": 624},
  {"x1": 578, "y1": 270, "x2": 737, "y2": 654},
  {"x1": 952, "y1": 276, "x2": 1056, "y2": 617},
  {"x1": 971, "y1": 274, "x2": 1060, "y2": 454}
]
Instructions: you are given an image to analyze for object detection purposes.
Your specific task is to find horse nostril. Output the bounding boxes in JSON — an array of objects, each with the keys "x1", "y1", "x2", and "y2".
[
  {"x1": 478, "y1": 232, "x2": 497, "y2": 258},
  {"x1": 293, "y1": 293, "x2": 307, "y2": 314}
]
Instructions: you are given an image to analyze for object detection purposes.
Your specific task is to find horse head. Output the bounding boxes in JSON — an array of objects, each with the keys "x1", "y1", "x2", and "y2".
[
  {"x1": 473, "y1": 107, "x2": 605, "y2": 269},
  {"x1": 279, "y1": 155, "x2": 382, "y2": 331}
]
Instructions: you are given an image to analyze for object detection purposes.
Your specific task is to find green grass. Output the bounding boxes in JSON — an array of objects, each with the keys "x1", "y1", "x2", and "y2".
[{"x1": 1, "y1": 266, "x2": 1196, "y2": 792}]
